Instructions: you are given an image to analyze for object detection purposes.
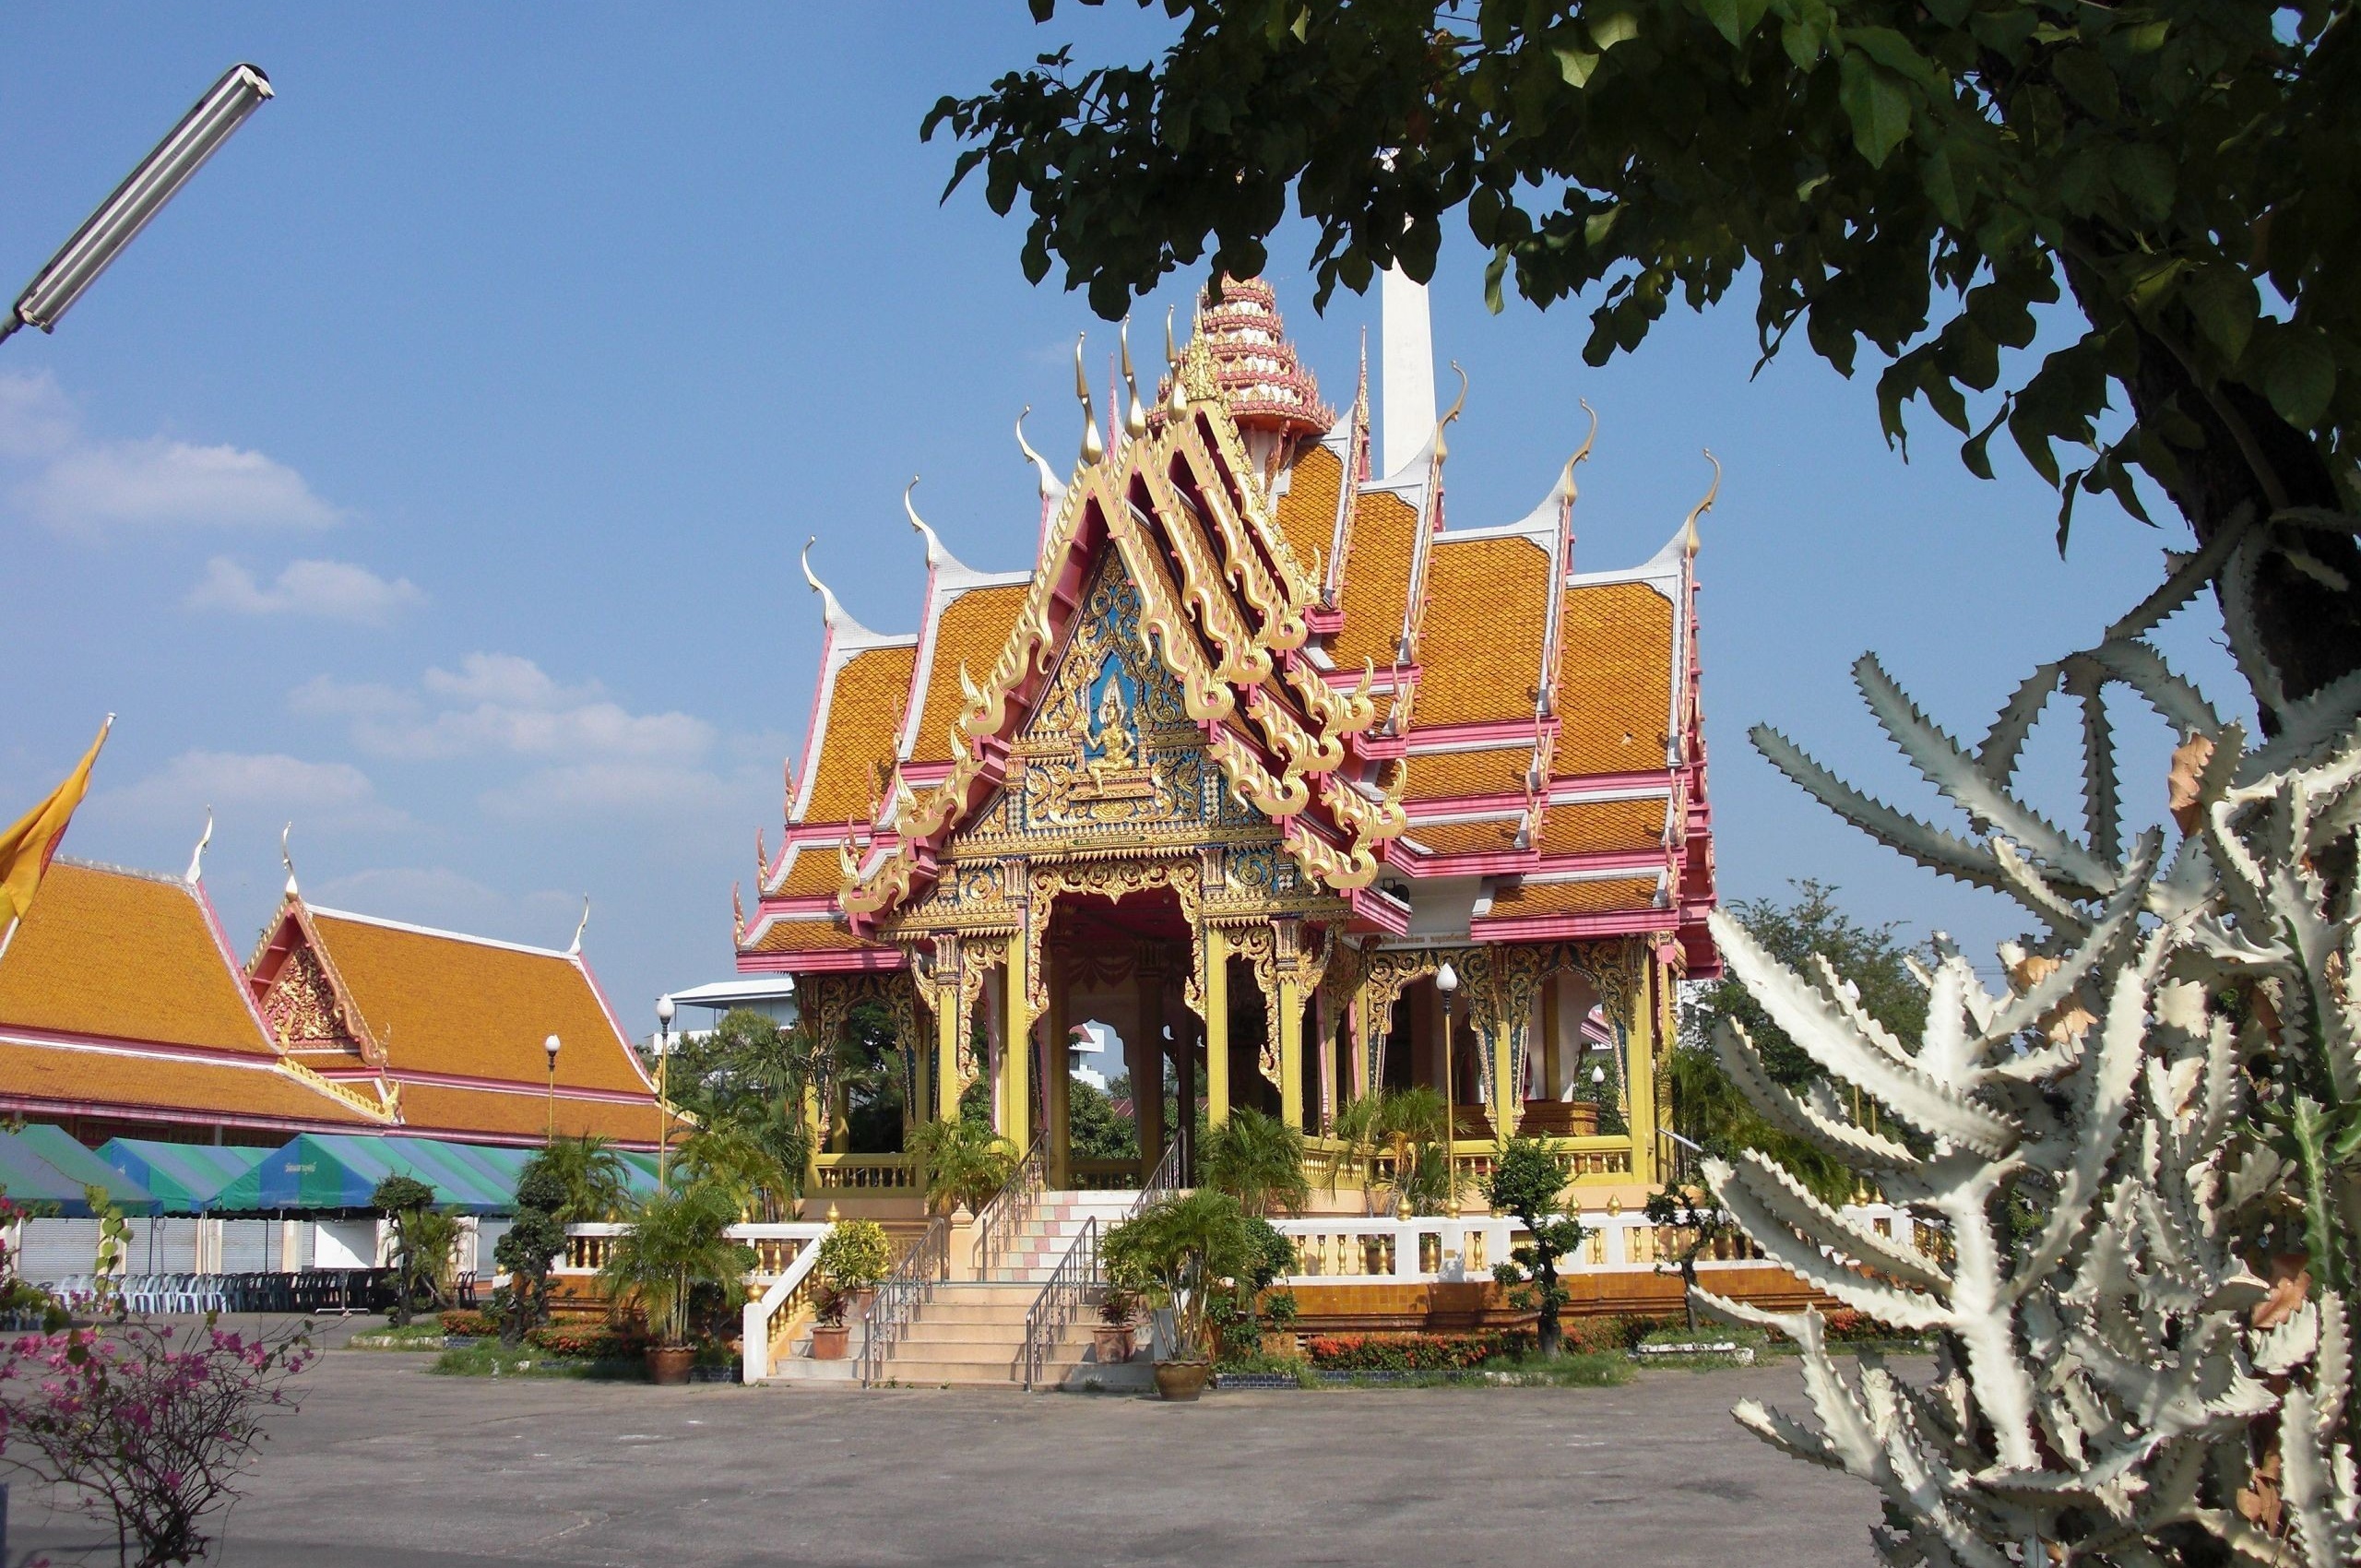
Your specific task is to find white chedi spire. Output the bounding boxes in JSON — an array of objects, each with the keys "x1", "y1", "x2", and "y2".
[{"x1": 1381, "y1": 266, "x2": 1437, "y2": 477}]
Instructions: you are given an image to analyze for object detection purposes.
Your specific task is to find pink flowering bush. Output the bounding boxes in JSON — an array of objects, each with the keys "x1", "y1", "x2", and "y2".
[{"x1": 0, "y1": 1317, "x2": 314, "y2": 1567}]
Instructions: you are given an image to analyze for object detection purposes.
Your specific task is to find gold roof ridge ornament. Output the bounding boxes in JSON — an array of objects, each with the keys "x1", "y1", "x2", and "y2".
[
  {"x1": 1074, "y1": 335, "x2": 1105, "y2": 467},
  {"x1": 280, "y1": 822, "x2": 298, "y2": 898},
  {"x1": 800, "y1": 537, "x2": 846, "y2": 628},
  {"x1": 568, "y1": 895, "x2": 590, "y2": 957},
  {"x1": 904, "y1": 476, "x2": 951, "y2": 572},
  {"x1": 1120, "y1": 316, "x2": 1148, "y2": 440},
  {"x1": 1163, "y1": 306, "x2": 1187, "y2": 418},
  {"x1": 184, "y1": 806, "x2": 212, "y2": 885},
  {"x1": 1014, "y1": 406, "x2": 1062, "y2": 502},
  {"x1": 1431, "y1": 362, "x2": 1470, "y2": 465},
  {"x1": 1684, "y1": 448, "x2": 1721, "y2": 558}
]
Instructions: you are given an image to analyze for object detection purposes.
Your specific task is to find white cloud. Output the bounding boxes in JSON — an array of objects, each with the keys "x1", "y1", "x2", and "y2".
[
  {"x1": 479, "y1": 762, "x2": 738, "y2": 821},
  {"x1": 293, "y1": 654, "x2": 714, "y2": 762},
  {"x1": 0, "y1": 369, "x2": 342, "y2": 535},
  {"x1": 97, "y1": 750, "x2": 409, "y2": 834},
  {"x1": 188, "y1": 557, "x2": 425, "y2": 624},
  {"x1": 307, "y1": 866, "x2": 577, "y2": 938}
]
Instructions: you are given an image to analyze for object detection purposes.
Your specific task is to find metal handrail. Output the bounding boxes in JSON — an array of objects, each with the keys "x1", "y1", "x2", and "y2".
[
  {"x1": 1128, "y1": 1136, "x2": 1183, "y2": 1221},
  {"x1": 972, "y1": 1141, "x2": 1043, "y2": 1281},
  {"x1": 1020, "y1": 1214, "x2": 1098, "y2": 1391},
  {"x1": 857, "y1": 1214, "x2": 949, "y2": 1386}
]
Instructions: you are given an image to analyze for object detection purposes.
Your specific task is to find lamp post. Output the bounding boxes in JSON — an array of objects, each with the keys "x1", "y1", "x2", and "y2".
[
  {"x1": 2, "y1": 65, "x2": 274, "y2": 345},
  {"x1": 542, "y1": 1034, "x2": 561, "y2": 1144},
  {"x1": 1435, "y1": 960, "x2": 1459, "y2": 1166},
  {"x1": 655, "y1": 995, "x2": 675, "y2": 1195}
]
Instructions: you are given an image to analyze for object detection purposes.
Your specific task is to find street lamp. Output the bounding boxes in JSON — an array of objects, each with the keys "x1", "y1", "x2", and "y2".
[
  {"x1": 2, "y1": 64, "x2": 274, "y2": 345},
  {"x1": 655, "y1": 995, "x2": 675, "y2": 1194},
  {"x1": 542, "y1": 1034, "x2": 561, "y2": 1143},
  {"x1": 1435, "y1": 961, "x2": 1459, "y2": 1157}
]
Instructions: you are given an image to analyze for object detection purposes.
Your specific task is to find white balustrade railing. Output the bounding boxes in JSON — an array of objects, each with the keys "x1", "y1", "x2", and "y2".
[
  {"x1": 739, "y1": 1222, "x2": 834, "y2": 1383},
  {"x1": 1272, "y1": 1202, "x2": 1939, "y2": 1286},
  {"x1": 553, "y1": 1221, "x2": 826, "y2": 1281}
]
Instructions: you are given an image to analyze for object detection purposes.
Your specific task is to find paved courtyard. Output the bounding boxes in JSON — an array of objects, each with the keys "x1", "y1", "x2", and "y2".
[{"x1": 13, "y1": 1341, "x2": 1890, "y2": 1567}]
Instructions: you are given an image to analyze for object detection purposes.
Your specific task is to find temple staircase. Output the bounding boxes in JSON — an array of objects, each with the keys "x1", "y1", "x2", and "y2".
[{"x1": 877, "y1": 1189, "x2": 1141, "y2": 1389}]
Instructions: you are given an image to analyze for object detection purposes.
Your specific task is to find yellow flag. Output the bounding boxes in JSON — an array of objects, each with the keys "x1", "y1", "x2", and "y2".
[{"x1": 0, "y1": 717, "x2": 113, "y2": 944}]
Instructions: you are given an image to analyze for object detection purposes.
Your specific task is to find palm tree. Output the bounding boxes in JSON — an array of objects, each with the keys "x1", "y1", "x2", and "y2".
[
  {"x1": 1199, "y1": 1106, "x2": 1310, "y2": 1217},
  {"x1": 596, "y1": 1178, "x2": 755, "y2": 1348},
  {"x1": 1102, "y1": 1189, "x2": 1259, "y2": 1364},
  {"x1": 1324, "y1": 1087, "x2": 1457, "y2": 1216},
  {"x1": 674, "y1": 1110, "x2": 802, "y2": 1222},
  {"x1": 530, "y1": 1134, "x2": 631, "y2": 1224},
  {"x1": 905, "y1": 1118, "x2": 1018, "y2": 1216}
]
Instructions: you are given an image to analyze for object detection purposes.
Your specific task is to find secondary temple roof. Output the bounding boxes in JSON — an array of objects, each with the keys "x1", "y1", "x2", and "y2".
[{"x1": 740, "y1": 275, "x2": 1716, "y2": 976}]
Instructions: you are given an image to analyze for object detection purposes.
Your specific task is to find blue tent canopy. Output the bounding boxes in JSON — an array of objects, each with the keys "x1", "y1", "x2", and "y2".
[
  {"x1": 0, "y1": 1127, "x2": 159, "y2": 1217},
  {"x1": 96, "y1": 1139, "x2": 269, "y2": 1216}
]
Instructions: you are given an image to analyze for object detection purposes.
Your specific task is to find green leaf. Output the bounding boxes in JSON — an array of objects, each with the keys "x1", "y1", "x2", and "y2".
[
  {"x1": 1920, "y1": 143, "x2": 1965, "y2": 229},
  {"x1": 1837, "y1": 53, "x2": 1913, "y2": 168},
  {"x1": 1554, "y1": 45, "x2": 1601, "y2": 87},
  {"x1": 2109, "y1": 143, "x2": 2176, "y2": 225},
  {"x1": 2265, "y1": 330, "x2": 2338, "y2": 429},
  {"x1": 2050, "y1": 49, "x2": 2120, "y2": 119},
  {"x1": 1701, "y1": 0, "x2": 1771, "y2": 48},
  {"x1": 1588, "y1": 9, "x2": 1642, "y2": 51},
  {"x1": 2185, "y1": 267, "x2": 2260, "y2": 364},
  {"x1": 1960, "y1": 401, "x2": 2010, "y2": 481},
  {"x1": 1839, "y1": 26, "x2": 1940, "y2": 89}
]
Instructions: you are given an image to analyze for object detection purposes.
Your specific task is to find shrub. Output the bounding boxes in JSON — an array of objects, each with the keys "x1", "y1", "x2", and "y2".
[
  {"x1": 0, "y1": 1318, "x2": 315, "y2": 1568},
  {"x1": 524, "y1": 1324, "x2": 647, "y2": 1360},
  {"x1": 815, "y1": 1219, "x2": 892, "y2": 1290},
  {"x1": 1304, "y1": 1331, "x2": 1535, "y2": 1372},
  {"x1": 437, "y1": 1309, "x2": 497, "y2": 1337}
]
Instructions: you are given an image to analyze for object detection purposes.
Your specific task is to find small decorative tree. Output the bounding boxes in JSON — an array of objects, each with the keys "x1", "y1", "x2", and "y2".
[
  {"x1": 1485, "y1": 1137, "x2": 1587, "y2": 1357},
  {"x1": 492, "y1": 1160, "x2": 568, "y2": 1347},
  {"x1": 371, "y1": 1174, "x2": 441, "y2": 1327},
  {"x1": 1640, "y1": 1183, "x2": 1733, "y2": 1335},
  {"x1": 597, "y1": 1179, "x2": 754, "y2": 1349},
  {"x1": 0, "y1": 1317, "x2": 315, "y2": 1568},
  {"x1": 1102, "y1": 1189, "x2": 1259, "y2": 1366},
  {"x1": 815, "y1": 1219, "x2": 893, "y2": 1295}
]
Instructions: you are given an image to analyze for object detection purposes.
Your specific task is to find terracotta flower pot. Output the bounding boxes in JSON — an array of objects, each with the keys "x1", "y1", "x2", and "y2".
[
  {"x1": 810, "y1": 1323, "x2": 851, "y2": 1360},
  {"x1": 1092, "y1": 1324, "x2": 1135, "y2": 1364},
  {"x1": 645, "y1": 1344, "x2": 694, "y2": 1385},
  {"x1": 1154, "y1": 1360, "x2": 1212, "y2": 1401}
]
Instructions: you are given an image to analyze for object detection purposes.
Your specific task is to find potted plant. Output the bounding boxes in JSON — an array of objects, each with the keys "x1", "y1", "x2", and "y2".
[
  {"x1": 1102, "y1": 1189, "x2": 1258, "y2": 1401},
  {"x1": 815, "y1": 1219, "x2": 892, "y2": 1317},
  {"x1": 1093, "y1": 1284, "x2": 1139, "y2": 1365},
  {"x1": 595, "y1": 1178, "x2": 756, "y2": 1386},
  {"x1": 808, "y1": 1285, "x2": 850, "y2": 1360},
  {"x1": 906, "y1": 1118, "x2": 1019, "y2": 1217}
]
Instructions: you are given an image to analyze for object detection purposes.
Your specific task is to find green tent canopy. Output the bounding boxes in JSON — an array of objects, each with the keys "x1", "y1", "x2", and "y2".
[
  {"x1": 0, "y1": 1127, "x2": 159, "y2": 1217},
  {"x1": 211, "y1": 1134, "x2": 584, "y2": 1215},
  {"x1": 95, "y1": 1139, "x2": 269, "y2": 1216}
]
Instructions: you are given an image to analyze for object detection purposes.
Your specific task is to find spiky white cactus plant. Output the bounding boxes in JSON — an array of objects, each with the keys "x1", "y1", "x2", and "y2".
[{"x1": 1701, "y1": 514, "x2": 2359, "y2": 1565}]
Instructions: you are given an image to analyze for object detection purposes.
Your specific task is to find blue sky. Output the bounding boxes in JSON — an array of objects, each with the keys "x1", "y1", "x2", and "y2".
[{"x1": 4, "y1": 6, "x2": 2236, "y2": 1028}]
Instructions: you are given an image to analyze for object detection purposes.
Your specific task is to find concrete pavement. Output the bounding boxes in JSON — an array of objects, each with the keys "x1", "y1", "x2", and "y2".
[{"x1": 9, "y1": 1347, "x2": 1889, "y2": 1567}]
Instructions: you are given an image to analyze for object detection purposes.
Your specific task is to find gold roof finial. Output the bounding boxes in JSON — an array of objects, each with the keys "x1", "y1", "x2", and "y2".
[
  {"x1": 1431, "y1": 362, "x2": 1469, "y2": 463},
  {"x1": 1683, "y1": 448, "x2": 1721, "y2": 558},
  {"x1": 800, "y1": 537, "x2": 849, "y2": 628},
  {"x1": 279, "y1": 822, "x2": 299, "y2": 898},
  {"x1": 1120, "y1": 317, "x2": 1149, "y2": 439},
  {"x1": 568, "y1": 895, "x2": 590, "y2": 956},
  {"x1": 1014, "y1": 406, "x2": 1061, "y2": 500},
  {"x1": 184, "y1": 806, "x2": 213, "y2": 885},
  {"x1": 904, "y1": 476, "x2": 946, "y2": 568},
  {"x1": 1074, "y1": 335, "x2": 1105, "y2": 466},
  {"x1": 1163, "y1": 305, "x2": 1188, "y2": 418}
]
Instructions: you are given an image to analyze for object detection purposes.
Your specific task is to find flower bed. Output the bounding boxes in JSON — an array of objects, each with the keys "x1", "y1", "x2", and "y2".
[
  {"x1": 438, "y1": 1309, "x2": 497, "y2": 1338},
  {"x1": 524, "y1": 1324, "x2": 647, "y2": 1360},
  {"x1": 1302, "y1": 1331, "x2": 1535, "y2": 1372}
]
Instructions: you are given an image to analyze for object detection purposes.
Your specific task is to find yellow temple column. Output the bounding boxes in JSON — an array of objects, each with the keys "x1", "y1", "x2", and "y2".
[
  {"x1": 1540, "y1": 974, "x2": 1561, "y2": 1102},
  {"x1": 1134, "y1": 954, "x2": 1166, "y2": 1183},
  {"x1": 1046, "y1": 956, "x2": 1071, "y2": 1188},
  {"x1": 1489, "y1": 1015, "x2": 1518, "y2": 1141},
  {"x1": 1204, "y1": 926, "x2": 1230, "y2": 1128},
  {"x1": 935, "y1": 980, "x2": 962, "y2": 1124},
  {"x1": 1276, "y1": 946, "x2": 1304, "y2": 1133},
  {"x1": 1004, "y1": 943, "x2": 1034, "y2": 1152},
  {"x1": 1626, "y1": 953, "x2": 1660, "y2": 1186}
]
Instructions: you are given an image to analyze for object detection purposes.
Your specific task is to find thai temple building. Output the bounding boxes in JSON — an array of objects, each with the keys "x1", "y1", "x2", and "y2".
[
  {"x1": 738, "y1": 274, "x2": 1716, "y2": 1210},
  {"x1": 0, "y1": 846, "x2": 665, "y2": 1150}
]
